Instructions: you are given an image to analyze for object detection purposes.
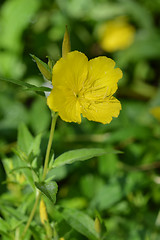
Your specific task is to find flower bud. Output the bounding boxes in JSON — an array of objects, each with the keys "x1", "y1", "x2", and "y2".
[
  {"x1": 40, "y1": 199, "x2": 48, "y2": 224},
  {"x1": 94, "y1": 216, "x2": 101, "y2": 234},
  {"x1": 62, "y1": 26, "x2": 71, "y2": 58}
]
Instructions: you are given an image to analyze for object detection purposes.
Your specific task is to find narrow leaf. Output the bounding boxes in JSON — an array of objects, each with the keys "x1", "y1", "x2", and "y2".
[
  {"x1": 0, "y1": 76, "x2": 51, "y2": 92},
  {"x1": 53, "y1": 148, "x2": 107, "y2": 168},
  {"x1": 35, "y1": 181, "x2": 58, "y2": 204},
  {"x1": 25, "y1": 86, "x2": 51, "y2": 92},
  {"x1": 0, "y1": 76, "x2": 36, "y2": 88},
  {"x1": 58, "y1": 207, "x2": 99, "y2": 240}
]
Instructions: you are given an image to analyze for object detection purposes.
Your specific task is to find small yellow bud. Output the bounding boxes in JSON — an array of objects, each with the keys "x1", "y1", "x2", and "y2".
[
  {"x1": 59, "y1": 238, "x2": 65, "y2": 240},
  {"x1": 94, "y1": 217, "x2": 101, "y2": 234},
  {"x1": 39, "y1": 199, "x2": 48, "y2": 224},
  {"x1": 62, "y1": 26, "x2": 71, "y2": 58}
]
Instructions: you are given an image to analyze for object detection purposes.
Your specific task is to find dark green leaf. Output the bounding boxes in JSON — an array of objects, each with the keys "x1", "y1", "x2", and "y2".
[{"x1": 35, "y1": 181, "x2": 58, "y2": 203}]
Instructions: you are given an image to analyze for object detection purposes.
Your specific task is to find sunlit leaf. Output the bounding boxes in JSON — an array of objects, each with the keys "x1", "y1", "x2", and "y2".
[{"x1": 53, "y1": 148, "x2": 121, "y2": 168}]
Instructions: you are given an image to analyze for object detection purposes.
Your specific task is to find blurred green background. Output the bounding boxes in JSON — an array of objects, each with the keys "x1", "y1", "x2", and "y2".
[{"x1": 0, "y1": 0, "x2": 160, "y2": 239}]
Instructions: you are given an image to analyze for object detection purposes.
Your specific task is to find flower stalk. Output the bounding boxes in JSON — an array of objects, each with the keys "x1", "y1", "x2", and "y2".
[{"x1": 42, "y1": 112, "x2": 58, "y2": 181}]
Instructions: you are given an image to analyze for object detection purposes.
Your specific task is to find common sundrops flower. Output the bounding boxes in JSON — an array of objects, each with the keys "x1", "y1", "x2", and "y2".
[
  {"x1": 47, "y1": 51, "x2": 122, "y2": 124},
  {"x1": 99, "y1": 17, "x2": 135, "y2": 52}
]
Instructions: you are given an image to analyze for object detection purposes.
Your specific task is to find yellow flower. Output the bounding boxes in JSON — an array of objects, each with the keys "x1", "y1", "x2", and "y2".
[
  {"x1": 99, "y1": 17, "x2": 135, "y2": 52},
  {"x1": 47, "y1": 51, "x2": 122, "y2": 124},
  {"x1": 150, "y1": 106, "x2": 160, "y2": 121}
]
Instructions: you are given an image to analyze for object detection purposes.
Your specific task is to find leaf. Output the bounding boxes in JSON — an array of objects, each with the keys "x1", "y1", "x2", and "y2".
[
  {"x1": 9, "y1": 166, "x2": 32, "y2": 174},
  {"x1": 0, "y1": 76, "x2": 51, "y2": 93},
  {"x1": 0, "y1": 0, "x2": 40, "y2": 51},
  {"x1": 18, "y1": 123, "x2": 33, "y2": 155},
  {"x1": 29, "y1": 98, "x2": 50, "y2": 135},
  {"x1": 52, "y1": 148, "x2": 109, "y2": 168},
  {"x1": 25, "y1": 86, "x2": 51, "y2": 92},
  {"x1": 16, "y1": 125, "x2": 44, "y2": 189},
  {"x1": 13, "y1": 155, "x2": 35, "y2": 190},
  {"x1": 31, "y1": 133, "x2": 43, "y2": 156},
  {"x1": 90, "y1": 182, "x2": 123, "y2": 211},
  {"x1": 35, "y1": 181, "x2": 58, "y2": 204},
  {"x1": 30, "y1": 54, "x2": 52, "y2": 81},
  {"x1": 90, "y1": 172, "x2": 145, "y2": 211},
  {"x1": 58, "y1": 207, "x2": 99, "y2": 240},
  {"x1": 1, "y1": 206, "x2": 27, "y2": 222},
  {"x1": 0, "y1": 217, "x2": 10, "y2": 232}
]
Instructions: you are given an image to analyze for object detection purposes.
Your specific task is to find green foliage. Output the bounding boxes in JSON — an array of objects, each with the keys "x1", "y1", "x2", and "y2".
[{"x1": 0, "y1": 0, "x2": 160, "y2": 239}]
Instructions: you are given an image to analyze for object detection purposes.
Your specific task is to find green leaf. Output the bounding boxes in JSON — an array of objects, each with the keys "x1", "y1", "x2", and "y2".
[
  {"x1": 1, "y1": 205, "x2": 27, "y2": 222},
  {"x1": 0, "y1": 0, "x2": 40, "y2": 51},
  {"x1": 9, "y1": 166, "x2": 32, "y2": 174},
  {"x1": 18, "y1": 123, "x2": 33, "y2": 155},
  {"x1": 30, "y1": 54, "x2": 52, "y2": 81},
  {"x1": 29, "y1": 98, "x2": 50, "y2": 135},
  {"x1": 16, "y1": 123, "x2": 36, "y2": 189},
  {"x1": 0, "y1": 217, "x2": 10, "y2": 232},
  {"x1": 32, "y1": 133, "x2": 43, "y2": 156},
  {"x1": 90, "y1": 182, "x2": 123, "y2": 211},
  {"x1": 58, "y1": 207, "x2": 99, "y2": 240},
  {"x1": 52, "y1": 148, "x2": 108, "y2": 168},
  {"x1": 35, "y1": 181, "x2": 58, "y2": 203},
  {"x1": 0, "y1": 76, "x2": 51, "y2": 93},
  {"x1": 25, "y1": 86, "x2": 51, "y2": 92}
]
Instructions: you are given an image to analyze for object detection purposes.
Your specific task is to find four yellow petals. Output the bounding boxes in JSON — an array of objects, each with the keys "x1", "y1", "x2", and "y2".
[{"x1": 47, "y1": 51, "x2": 122, "y2": 124}]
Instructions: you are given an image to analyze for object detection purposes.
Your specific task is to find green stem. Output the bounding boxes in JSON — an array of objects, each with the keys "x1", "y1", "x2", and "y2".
[
  {"x1": 42, "y1": 112, "x2": 58, "y2": 181},
  {"x1": 21, "y1": 112, "x2": 58, "y2": 239},
  {"x1": 21, "y1": 191, "x2": 40, "y2": 239}
]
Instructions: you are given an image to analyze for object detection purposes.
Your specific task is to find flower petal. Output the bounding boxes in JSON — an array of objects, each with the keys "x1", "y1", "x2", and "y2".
[
  {"x1": 81, "y1": 96, "x2": 121, "y2": 124},
  {"x1": 52, "y1": 51, "x2": 88, "y2": 93},
  {"x1": 47, "y1": 87, "x2": 81, "y2": 123},
  {"x1": 83, "y1": 57, "x2": 122, "y2": 99}
]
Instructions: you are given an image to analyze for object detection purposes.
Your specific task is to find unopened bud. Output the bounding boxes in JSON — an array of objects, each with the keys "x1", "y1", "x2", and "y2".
[
  {"x1": 40, "y1": 199, "x2": 48, "y2": 224},
  {"x1": 62, "y1": 26, "x2": 71, "y2": 58},
  {"x1": 94, "y1": 217, "x2": 101, "y2": 234}
]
